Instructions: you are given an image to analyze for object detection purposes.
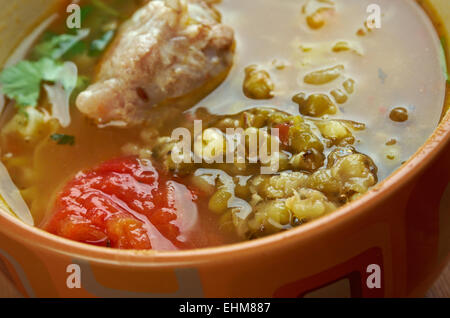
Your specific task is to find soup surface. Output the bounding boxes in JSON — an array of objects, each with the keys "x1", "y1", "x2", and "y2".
[{"x1": 0, "y1": 0, "x2": 447, "y2": 250}]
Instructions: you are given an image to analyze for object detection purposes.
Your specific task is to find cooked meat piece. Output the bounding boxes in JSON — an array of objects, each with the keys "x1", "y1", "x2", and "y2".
[{"x1": 76, "y1": 0, "x2": 234, "y2": 126}]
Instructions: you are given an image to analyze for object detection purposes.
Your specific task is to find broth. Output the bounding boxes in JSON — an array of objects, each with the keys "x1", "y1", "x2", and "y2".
[{"x1": 208, "y1": 0, "x2": 447, "y2": 180}]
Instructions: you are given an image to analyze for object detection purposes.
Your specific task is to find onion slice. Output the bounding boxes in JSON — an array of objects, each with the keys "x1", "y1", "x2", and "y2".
[
  {"x1": 0, "y1": 162, "x2": 34, "y2": 226},
  {"x1": 4, "y1": 13, "x2": 58, "y2": 68},
  {"x1": 44, "y1": 61, "x2": 78, "y2": 128}
]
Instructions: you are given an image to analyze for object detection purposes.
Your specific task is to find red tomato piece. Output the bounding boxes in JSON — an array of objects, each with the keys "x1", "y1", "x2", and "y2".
[
  {"x1": 274, "y1": 123, "x2": 291, "y2": 147},
  {"x1": 44, "y1": 157, "x2": 200, "y2": 250}
]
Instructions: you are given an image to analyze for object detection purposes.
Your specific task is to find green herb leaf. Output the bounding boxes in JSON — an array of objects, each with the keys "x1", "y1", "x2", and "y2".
[
  {"x1": 89, "y1": 30, "x2": 115, "y2": 56},
  {"x1": 37, "y1": 58, "x2": 67, "y2": 82},
  {"x1": 35, "y1": 58, "x2": 78, "y2": 93},
  {"x1": 0, "y1": 58, "x2": 78, "y2": 107},
  {"x1": 50, "y1": 134, "x2": 75, "y2": 146},
  {"x1": 80, "y1": 5, "x2": 94, "y2": 24},
  {"x1": 32, "y1": 29, "x2": 90, "y2": 60},
  {"x1": 0, "y1": 60, "x2": 43, "y2": 107}
]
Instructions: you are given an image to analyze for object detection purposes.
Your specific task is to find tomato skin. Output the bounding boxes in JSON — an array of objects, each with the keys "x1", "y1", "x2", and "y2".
[
  {"x1": 274, "y1": 123, "x2": 291, "y2": 147},
  {"x1": 44, "y1": 157, "x2": 199, "y2": 250}
]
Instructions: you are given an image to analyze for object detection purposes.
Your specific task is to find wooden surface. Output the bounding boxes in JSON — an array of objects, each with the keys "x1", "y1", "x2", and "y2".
[{"x1": 0, "y1": 262, "x2": 448, "y2": 298}]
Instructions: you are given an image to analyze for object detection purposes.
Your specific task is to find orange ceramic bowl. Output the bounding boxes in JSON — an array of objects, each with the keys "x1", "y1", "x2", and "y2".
[{"x1": 0, "y1": 0, "x2": 448, "y2": 298}]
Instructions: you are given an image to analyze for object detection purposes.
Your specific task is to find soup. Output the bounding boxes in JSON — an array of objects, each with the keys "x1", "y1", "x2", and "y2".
[{"x1": 0, "y1": 0, "x2": 447, "y2": 250}]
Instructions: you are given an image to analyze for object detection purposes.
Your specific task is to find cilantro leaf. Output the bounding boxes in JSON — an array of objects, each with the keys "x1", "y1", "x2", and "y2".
[
  {"x1": 80, "y1": 5, "x2": 94, "y2": 24},
  {"x1": 39, "y1": 59, "x2": 78, "y2": 92},
  {"x1": 62, "y1": 41, "x2": 87, "y2": 59},
  {"x1": 0, "y1": 58, "x2": 78, "y2": 107},
  {"x1": 50, "y1": 134, "x2": 75, "y2": 146},
  {"x1": 89, "y1": 30, "x2": 115, "y2": 56},
  {"x1": 32, "y1": 29, "x2": 90, "y2": 60},
  {"x1": 37, "y1": 58, "x2": 66, "y2": 81},
  {"x1": 0, "y1": 60, "x2": 43, "y2": 107}
]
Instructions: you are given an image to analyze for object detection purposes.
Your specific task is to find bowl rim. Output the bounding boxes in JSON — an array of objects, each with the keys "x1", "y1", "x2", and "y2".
[{"x1": 0, "y1": 1, "x2": 449, "y2": 267}]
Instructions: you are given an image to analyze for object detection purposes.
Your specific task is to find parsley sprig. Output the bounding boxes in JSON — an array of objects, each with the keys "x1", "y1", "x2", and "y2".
[
  {"x1": 0, "y1": 1, "x2": 118, "y2": 109},
  {"x1": 50, "y1": 133, "x2": 75, "y2": 146},
  {"x1": 32, "y1": 29, "x2": 90, "y2": 60},
  {"x1": 0, "y1": 58, "x2": 77, "y2": 107}
]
